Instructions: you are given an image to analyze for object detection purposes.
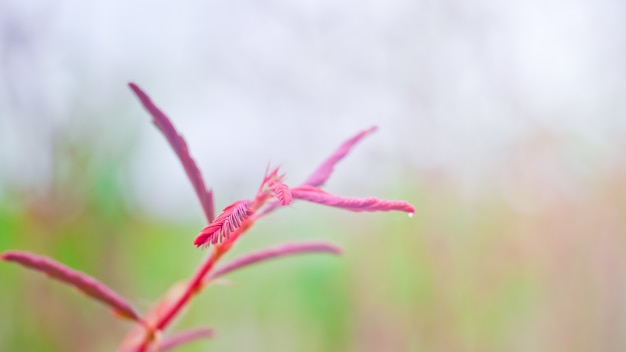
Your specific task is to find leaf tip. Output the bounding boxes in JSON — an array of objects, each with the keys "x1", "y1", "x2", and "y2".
[
  {"x1": 270, "y1": 182, "x2": 292, "y2": 206},
  {"x1": 128, "y1": 82, "x2": 141, "y2": 94},
  {"x1": 327, "y1": 245, "x2": 343, "y2": 255}
]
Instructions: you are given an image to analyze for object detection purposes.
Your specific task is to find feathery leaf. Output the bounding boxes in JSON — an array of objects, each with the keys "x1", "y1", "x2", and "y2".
[
  {"x1": 269, "y1": 180, "x2": 292, "y2": 206},
  {"x1": 194, "y1": 200, "x2": 252, "y2": 247},
  {"x1": 257, "y1": 127, "x2": 378, "y2": 218}
]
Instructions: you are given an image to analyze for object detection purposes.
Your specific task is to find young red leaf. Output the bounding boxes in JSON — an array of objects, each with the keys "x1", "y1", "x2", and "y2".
[
  {"x1": 257, "y1": 126, "x2": 378, "y2": 218},
  {"x1": 207, "y1": 241, "x2": 341, "y2": 281},
  {"x1": 269, "y1": 180, "x2": 292, "y2": 206},
  {"x1": 291, "y1": 186, "x2": 415, "y2": 214},
  {"x1": 159, "y1": 327, "x2": 214, "y2": 351},
  {"x1": 2, "y1": 250, "x2": 140, "y2": 322},
  {"x1": 129, "y1": 83, "x2": 215, "y2": 222},
  {"x1": 303, "y1": 126, "x2": 377, "y2": 187},
  {"x1": 194, "y1": 200, "x2": 252, "y2": 248}
]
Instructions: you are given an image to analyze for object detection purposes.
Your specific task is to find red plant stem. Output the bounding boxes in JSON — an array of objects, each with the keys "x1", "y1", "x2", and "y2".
[
  {"x1": 134, "y1": 194, "x2": 266, "y2": 350},
  {"x1": 158, "y1": 252, "x2": 221, "y2": 331},
  {"x1": 134, "y1": 220, "x2": 255, "y2": 352},
  {"x1": 135, "y1": 249, "x2": 223, "y2": 352}
]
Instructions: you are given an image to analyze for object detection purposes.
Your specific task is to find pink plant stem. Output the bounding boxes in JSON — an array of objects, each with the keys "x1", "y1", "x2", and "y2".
[
  {"x1": 133, "y1": 219, "x2": 254, "y2": 351},
  {"x1": 135, "y1": 249, "x2": 224, "y2": 352}
]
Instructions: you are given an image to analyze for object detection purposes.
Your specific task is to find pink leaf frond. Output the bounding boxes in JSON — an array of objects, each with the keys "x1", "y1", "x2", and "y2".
[
  {"x1": 159, "y1": 327, "x2": 214, "y2": 351},
  {"x1": 1, "y1": 251, "x2": 140, "y2": 322},
  {"x1": 303, "y1": 126, "x2": 377, "y2": 187},
  {"x1": 194, "y1": 200, "x2": 252, "y2": 248},
  {"x1": 207, "y1": 241, "x2": 342, "y2": 281},
  {"x1": 291, "y1": 186, "x2": 415, "y2": 214},
  {"x1": 258, "y1": 166, "x2": 284, "y2": 190},
  {"x1": 269, "y1": 181, "x2": 292, "y2": 206},
  {"x1": 129, "y1": 83, "x2": 215, "y2": 222}
]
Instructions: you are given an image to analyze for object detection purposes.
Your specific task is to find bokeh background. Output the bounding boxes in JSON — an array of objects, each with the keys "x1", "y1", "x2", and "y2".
[{"x1": 2, "y1": 0, "x2": 626, "y2": 351}]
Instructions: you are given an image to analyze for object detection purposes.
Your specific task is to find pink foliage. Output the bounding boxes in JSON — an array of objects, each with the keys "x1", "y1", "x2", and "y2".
[
  {"x1": 269, "y1": 180, "x2": 292, "y2": 206},
  {"x1": 1, "y1": 251, "x2": 140, "y2": 322},
  {"x1": 194, "y1": 200, "x2": 253, "y2": 247},
  {"x1": 208, "y1": 241, "x2": 342, "y2": 281},
  {"x1": 128, "y1": 83, "x2": 215, "y2": 223},
  {"x1": 303, "y1": 126, "x2": 378, "y2": 187},
  {"x1": 291, "y1": 185, "x2": 415, "y2": 214},
  {"x1": 158, "y1": 327, "x2": 213, "y2": 351},
  {"x1": 257, "y1": 126, "x2": 379, "y2": 218},
  {"x1": 1, "y1": 83, "x2": 416, "y2": 352}
]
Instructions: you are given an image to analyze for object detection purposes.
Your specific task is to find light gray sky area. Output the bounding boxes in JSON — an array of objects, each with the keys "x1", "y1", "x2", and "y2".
[{"x1": 1, "y1": 0, "x2": 625, "y2": 220}]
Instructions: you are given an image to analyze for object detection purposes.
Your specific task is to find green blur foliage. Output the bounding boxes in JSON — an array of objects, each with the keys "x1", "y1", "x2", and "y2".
[{"x1": 2, "y1": 131, "x2": 626, "y2": 352}]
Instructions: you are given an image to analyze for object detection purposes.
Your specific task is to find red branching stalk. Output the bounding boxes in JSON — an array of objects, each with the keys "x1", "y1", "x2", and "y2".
[
  {"x1": 137, "y1": 165, "x2": 346, "y2": 349},
  {"x1": 134, "y1": 249, "x2": 219, "y2": 352},
  {"x1": 0, "y1": 83, "x2": 415, "y2": 352},
  {"x1": 118, "y1": 281, "x2": 190, "y2": 351},
  {"x1": 151, "y1": 251, "x2": 217, "y2": 332},
  {"x1": 133, "y1": 218, "x2": 257, "y2": 351},
  {"x1": 1, "y1": 251, "x2": 140, "y2": 322},
  {"x1": 128, "y1": 83, "x2": 215, "y2": 222},
  {"x1": 162, "y1": 125, "x2": 410, "y2": 351}
]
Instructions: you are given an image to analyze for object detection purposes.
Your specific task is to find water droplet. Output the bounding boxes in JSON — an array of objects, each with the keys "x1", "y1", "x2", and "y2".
[{"x1": 408, "y1": 213, "x2": 414, "y2": 218}]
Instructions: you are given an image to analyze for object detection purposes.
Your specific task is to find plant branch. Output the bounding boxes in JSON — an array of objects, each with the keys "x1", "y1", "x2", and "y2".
[
  {"x1": 207, "y1": 241, "x2": 342, "y2": 282},
  {"x1": 2, "y1": 251, "x2": 141, "y2": 323},
  {"x1": 129, "y1": 83, "x2": 215, "y2": 222}
]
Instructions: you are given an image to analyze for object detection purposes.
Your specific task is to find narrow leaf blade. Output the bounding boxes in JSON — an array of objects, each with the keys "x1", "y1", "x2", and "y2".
[
  {"x1": 129, "y1": 83, "x2": 215, "y2": 222},
  {"x1": 159, "y1": 327, "x2": 214, "y2": 351},
  {"x1": 257, "y1": 126, "x2": 378, "y2": 218},
  {"x1": 303, "y1": 126, "x2": 377, "y2": 187},
  {"x1": 2, "y1": 250, "x2": 140, "y2": 322},
  {"x1": 208, "y1": 241, "x2": 342, "y2": 281},
  {"x1": 291, "y1": 186, "x2": 415, "y2": 214}
]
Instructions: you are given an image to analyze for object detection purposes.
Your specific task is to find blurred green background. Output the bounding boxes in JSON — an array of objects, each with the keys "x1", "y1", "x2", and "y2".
[
  {"x1": 2, "y1": 126, "x2": 625, "y2": 351},
  {"x1": 2, "y1": 0, "x2": 626, "y2": 351}
]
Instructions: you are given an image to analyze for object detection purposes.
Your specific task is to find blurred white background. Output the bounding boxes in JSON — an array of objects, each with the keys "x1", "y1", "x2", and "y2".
[{"x1": 1, "y1": 0, "x2": 625, "y2": 220}]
